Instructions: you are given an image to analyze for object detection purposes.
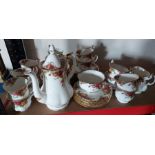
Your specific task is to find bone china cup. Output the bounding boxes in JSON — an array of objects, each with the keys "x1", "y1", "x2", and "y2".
[{"x1": 78, "y1": 70, "x2": 105, "y2": 93}]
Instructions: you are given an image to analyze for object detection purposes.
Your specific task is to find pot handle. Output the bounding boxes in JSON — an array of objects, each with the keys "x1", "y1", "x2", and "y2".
[
  {"x1": 66, "y1": 53, "x2": 74, "y2": 78},
  {"x1": 147, "y1": 74, "x2": 155, "y2": 86}
]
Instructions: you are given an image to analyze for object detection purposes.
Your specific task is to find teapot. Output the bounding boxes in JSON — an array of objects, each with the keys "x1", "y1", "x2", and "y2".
[{"x1": 23, "y1": 45, "x2": 74, "y2": 111}]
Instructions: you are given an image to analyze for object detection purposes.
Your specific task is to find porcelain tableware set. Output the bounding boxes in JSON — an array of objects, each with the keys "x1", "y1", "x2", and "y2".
[{"x1": 3, "y1": 44, "x2": 155, "y2": 112}]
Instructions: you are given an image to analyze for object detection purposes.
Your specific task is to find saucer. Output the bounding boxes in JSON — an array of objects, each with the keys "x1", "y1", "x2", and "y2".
[
  {"x1": 76, "y1": 55, "x2": 98, "y2": 63},
  {"x1": 10, "y1": 68, "x2": 26, "y2": 77},
  {"x1": 73, "y1": 82, "x2": 112, "y2": 108},
  {"x1": 76, "y1": 63, "x2": 99, "y2": 73}
]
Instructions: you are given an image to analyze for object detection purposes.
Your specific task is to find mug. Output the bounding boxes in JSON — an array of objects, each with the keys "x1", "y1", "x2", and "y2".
[{"x1": 78, "y1": 70, "x2": 105, "y2": 93}]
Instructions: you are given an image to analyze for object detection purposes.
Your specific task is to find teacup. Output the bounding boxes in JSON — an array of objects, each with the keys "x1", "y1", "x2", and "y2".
[
  {"x1": 78, "y1": 70, "x2": 105, "y2": 93},
  {"x1": 3, "y1": 77, "x2": 31, "y2": 112},
  {"x1": 130, "y1": 66, "x2": 155, "y2": 94},
  {"x1": 76, "y1": 47, "x2": 94, "y2": 57},
  {"x1": 115, "y1": 73, "x2": 139, "y2": 92}
]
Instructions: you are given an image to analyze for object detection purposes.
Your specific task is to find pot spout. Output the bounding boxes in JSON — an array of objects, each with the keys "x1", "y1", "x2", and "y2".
[{"x1": 24, "y1": 69, "x2": 46, "y2": 104}]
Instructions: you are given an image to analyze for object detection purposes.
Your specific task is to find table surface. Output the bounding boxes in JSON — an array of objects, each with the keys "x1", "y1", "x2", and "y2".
[{"x1": 4, "y1": 46, "x2": 155, "y2": 115}]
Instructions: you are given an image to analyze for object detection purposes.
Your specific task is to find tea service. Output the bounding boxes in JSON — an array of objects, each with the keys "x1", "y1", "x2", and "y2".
[{"x1": 3, "y1": 44, "x2": 155, "y2": 112}]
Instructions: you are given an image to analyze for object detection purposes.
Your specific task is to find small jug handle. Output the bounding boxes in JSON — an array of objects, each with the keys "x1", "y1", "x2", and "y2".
[{"x1": 147, "y1": 74, "x2": 155, "y2": 86}]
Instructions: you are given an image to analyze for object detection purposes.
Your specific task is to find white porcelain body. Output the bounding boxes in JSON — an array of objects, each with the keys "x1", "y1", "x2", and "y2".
[
  {"x1": 117, "y1": 82, "x2": 137, "y2": 92},
  {"x1": 78, "y1": 70, "x2": 105, "y2": 93},
  {"x1": 26, "y1": 68, "x2": 73, "y2": 111},
  {"x1": 115, "y1": 74, "x2": 139, "y2": 92},
  {"x1": 11, "y1": 88, "x2": 29, "y2": 101},
  {"x1": 115, "y1": 90, "x2": 134, "y2": 104},
  {"x1": 43, "y1": 70, "x2": 73, "y2": 110},
  {"x1": 14, "y1": 95, "x2": 32, "y2": 112},
  {"x1": 109, "y1": 69, "x2": 121, "y2": 79}
]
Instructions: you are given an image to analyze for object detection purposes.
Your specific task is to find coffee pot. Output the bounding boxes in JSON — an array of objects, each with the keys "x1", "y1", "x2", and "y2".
[{"x1": 23, "y1": 45, "x2": 74, "y2": 111}]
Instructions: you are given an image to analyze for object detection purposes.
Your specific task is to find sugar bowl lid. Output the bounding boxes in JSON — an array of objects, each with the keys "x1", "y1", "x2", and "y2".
[{"x1": 3, "y1": 77, "x2": 27, "y2": 94}]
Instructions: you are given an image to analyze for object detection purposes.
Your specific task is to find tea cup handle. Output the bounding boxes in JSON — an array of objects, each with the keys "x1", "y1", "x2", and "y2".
[
  {"x1": 147, "y1": 74, "x2": 155, "y2": 86},
  {"x1": 93, "y1": 55, "x2": 98, "y2": 62}
]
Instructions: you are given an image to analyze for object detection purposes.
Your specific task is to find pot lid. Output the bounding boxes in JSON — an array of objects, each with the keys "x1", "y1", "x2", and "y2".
[
  {"x1": 3, "y1": 77, "x2": 27, "y2": 93},
  {"x1": 115, "y1": 73, "x2": 139, "y2": 84},
  {"x1": 42, "y1": 45, "x2": 61, "y2": 70},
  {"x1": 110, "y1": 60, "x2": 129, "y2": 73},
  {"x1": 131, "y1": 66, "x2": 150, "y2": 78}
]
